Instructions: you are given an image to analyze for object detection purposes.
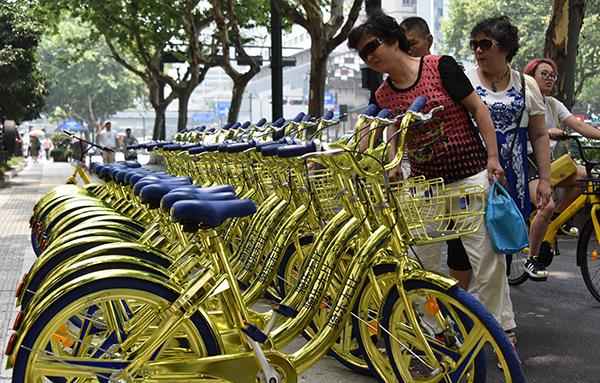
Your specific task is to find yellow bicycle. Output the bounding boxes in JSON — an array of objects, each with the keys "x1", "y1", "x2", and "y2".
[{"x1": 8, "y1": 102, "x2": 525, "y2": 382}]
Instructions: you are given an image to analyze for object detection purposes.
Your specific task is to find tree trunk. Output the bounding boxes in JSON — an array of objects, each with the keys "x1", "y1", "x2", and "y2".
[
  {"x1": 308, "y1": 43, "x2": 328, "y2": 118},
  {"x1": 176, "y1": 90, "x2": 190, "y2": 132},
  {"x1": 152, "y1": 105, "x2": 166, "y2": 141},
  {"x1": 544, "y1": 0, "x2": 587, "y2": 110},
  {"x1": 148, "y1": 80, "x2": 172, "y2": 141},
  {"x1": 227, "y1": 79, "x2": 244, "y2": 123},
  {"x1": 228, "y1": 70, "x2": 259, "y2": 122}
]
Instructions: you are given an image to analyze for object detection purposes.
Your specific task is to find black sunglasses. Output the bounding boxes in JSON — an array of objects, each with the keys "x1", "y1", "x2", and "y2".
[
  {"x1": 359, "y1": 38, "x2": 384, "y2": 61},
  {"x1": 469, "y1": 39, "x2": 499, "y2": 51}
]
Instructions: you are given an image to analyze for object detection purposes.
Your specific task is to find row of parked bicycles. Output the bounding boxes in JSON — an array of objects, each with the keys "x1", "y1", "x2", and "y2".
[{"x1": 7, "y1": 98, "x2": 534, "y2": 382}]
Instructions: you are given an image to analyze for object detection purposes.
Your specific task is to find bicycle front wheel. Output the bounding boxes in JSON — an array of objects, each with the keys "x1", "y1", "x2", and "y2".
[
  {"x1": 12, "y1": 277, "x2": 221, "y2": 382},
  {"x1": 506, "y1": 251, "x2": 528, "y2": 286},
  {"x1": 381, "y1": 280, "x2": 525, "y2": 382},
  {"x1": 577, "y1": 217, "x2": 600, "y2": 302}
]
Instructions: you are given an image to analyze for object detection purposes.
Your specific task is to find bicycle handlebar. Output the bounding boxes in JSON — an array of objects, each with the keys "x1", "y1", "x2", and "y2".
[
  {"x1": 62, "y1": 131, "x2": 115, "y2": 153},
  {"x1": 559, "y1": 134, "x2": 600, "y2": 173}
]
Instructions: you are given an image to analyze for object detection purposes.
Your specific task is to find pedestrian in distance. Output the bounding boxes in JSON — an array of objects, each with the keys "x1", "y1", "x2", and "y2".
[
  {"x1": 123, "y1": 128, "x2": 138, "y2": 161},
  {"x1": 96, "y1": 121, "x2": 117, "y2": 163},
  {"x1": 42, "y1": 137, "x2": 53, "y2": 161},
  {"x1": 29, "y1": 136, "x2": 41, "y2": 163}
]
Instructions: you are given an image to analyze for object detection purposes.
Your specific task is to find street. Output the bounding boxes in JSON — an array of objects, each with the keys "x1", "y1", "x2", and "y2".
[{"x1": 0, "y1": 159, "x2": 599, "y2": 382}]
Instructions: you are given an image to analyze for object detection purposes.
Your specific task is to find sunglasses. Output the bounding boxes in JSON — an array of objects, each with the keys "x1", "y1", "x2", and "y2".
[
  {"x1": 359, "y1": 38, "x2": 384, "y2": 61},
  {"x1": 470, "y1": 39, "x2": 500, "y2": 51},
  {"x1": 539, "y1": 71, "x2": 557, "y2": 81}
]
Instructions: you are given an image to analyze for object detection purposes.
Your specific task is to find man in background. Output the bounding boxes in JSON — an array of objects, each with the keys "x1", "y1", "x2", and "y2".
[
  {"x1": 400, "y1": 16, "x2": 433, "y2": 57},
  {"x1": 123, "y1": 128, "x2": 138, "y2": 160},
  {"x1": 96, "y1": 120, "x2": 117, "y2": 163}
]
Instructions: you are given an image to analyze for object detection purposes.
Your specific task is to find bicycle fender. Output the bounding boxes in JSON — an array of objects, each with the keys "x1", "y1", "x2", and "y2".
[{"x1": 400, "y1": 268, "x2": 458, "y2": 291}]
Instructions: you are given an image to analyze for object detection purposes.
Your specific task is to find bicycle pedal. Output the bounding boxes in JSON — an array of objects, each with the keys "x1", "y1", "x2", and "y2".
[
  {"x1": 242, "y1": 322, "x2": 268, "y2": 343},
  {"x1": 273, "y1": 303, "x2": 298, "y2": 318}
]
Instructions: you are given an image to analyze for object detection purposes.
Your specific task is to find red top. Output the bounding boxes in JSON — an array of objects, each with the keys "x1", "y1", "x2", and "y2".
[{"x1": 375, "y1": 55, "x2": 487, "y2": 183}]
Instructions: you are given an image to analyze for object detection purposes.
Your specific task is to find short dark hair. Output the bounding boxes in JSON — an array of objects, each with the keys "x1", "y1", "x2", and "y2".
[
  {"x1": 348, "y1": 8, "x2": 410, "y2": 53},
  {"x1": 470, "y1": 16, "x2": 519, "y2": 62},
  {"x1": 400, "y1": 16, "x2": 430, "y2": 38}
]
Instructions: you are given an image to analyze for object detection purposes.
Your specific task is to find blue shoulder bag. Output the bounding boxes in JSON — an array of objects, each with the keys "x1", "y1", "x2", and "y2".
[{"x1": 485, "y1": 179, "x2": 528, "y2": 254}]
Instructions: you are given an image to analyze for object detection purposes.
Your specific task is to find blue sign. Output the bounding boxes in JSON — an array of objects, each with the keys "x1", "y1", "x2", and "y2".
[
  {"x1": 215, "y1": 102, "x2": 231, "y2": 117},
  {"x1": 324, "y1": 92, "x2": 335, "y2": 105},
  {"x1": 191, "y1": 113, "x2": 213, "y2": 123}
]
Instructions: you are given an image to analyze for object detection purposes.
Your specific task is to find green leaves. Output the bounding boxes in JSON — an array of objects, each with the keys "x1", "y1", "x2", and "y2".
[
  {"x1": 443, "y1": 0, "x2": 598, "y2": 109},
  {"x1": 39, "y1": 17, "x2": 143, "y2": 127},
  {"x1": 0, "y1": 1, "x2": 46, "y2": 122}
]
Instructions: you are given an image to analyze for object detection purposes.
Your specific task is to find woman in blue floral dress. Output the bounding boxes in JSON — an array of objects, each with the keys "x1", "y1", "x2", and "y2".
[{"x1": 466, "y1": 16, "x2": 552, "y2": 284}]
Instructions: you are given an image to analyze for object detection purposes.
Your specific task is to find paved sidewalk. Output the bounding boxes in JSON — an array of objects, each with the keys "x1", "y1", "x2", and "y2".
[{"x1": 0, "y1": 159, "x2": 73, "y2": 380}]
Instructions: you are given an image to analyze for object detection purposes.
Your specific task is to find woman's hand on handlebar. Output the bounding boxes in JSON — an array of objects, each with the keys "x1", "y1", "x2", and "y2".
[
  {"x1": 548, "y1": 128, "x2": 567, "y2": 140},
  {"x1": 387, "y1": 165, "x2": 403, "y2": 181}
]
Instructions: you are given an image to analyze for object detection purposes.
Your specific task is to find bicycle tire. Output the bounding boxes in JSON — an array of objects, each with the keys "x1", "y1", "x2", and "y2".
[
  {"x1": 12, "y1": 277, "x2": 221, "y2": 382},
  {"x1": 290, "y1": 245, "x2": 371, "y2": 375},
  {"x1": 577, "y1": 217, "x2": 600, "y2": 302},
  {"x1": 352, "y1": 263, "x2": 398, "y2": 381},
  {"x1": 276, "y1": 235, "x2": 314, "y2": 298},
  {"x1": 21, "y1": 248, "x2": 172, "y2": 311},
  {"x1": 506, "y1": 252, "x2": 528, "y2": 286},
  {"x1": 308, "y1": 255, "x2": 372, "y2": 376},
  {"x1": 381, "y1": 280, "x2": 525, "y2": 382}
]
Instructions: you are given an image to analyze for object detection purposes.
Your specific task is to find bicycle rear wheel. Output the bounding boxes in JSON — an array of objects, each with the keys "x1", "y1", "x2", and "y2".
[
  {"x1": 12, "y1": 277, "x2": 220, "y2": 382},
  {"x1": 577, "y1": 218, "x2": 600, "y2": 302},
  {"x1": 506, "y1": 251, "x2": 528, "y2": 286},
  {"x1": 381, "y1": 280, "x2": 525, "y2": 382}
]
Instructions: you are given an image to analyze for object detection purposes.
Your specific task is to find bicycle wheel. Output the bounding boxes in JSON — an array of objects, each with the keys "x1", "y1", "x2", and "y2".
[
  {"x1": 276, "y1": 235, "x2": 314, "y2": 298},
  {"x1": 352, "y1": 263, "x2": 398, "y2": 382},
  {"x1": 313, "y1": 253, "x2": 371, "y2": 375},
  {"x1": 577, "y1": 218, "x2": 600, "y2": 302},
  {"x1": 21, "y1": 248, "x2": 172, "y2": 311},
  {"x1": 381, "y1": 280, "x2": 525, "y2": 382},
  {"x1": 506, "y1": 251, "x2": 528, "y2": 286},
  {"x1": 293, "y1": 248, "x2": 371, "y2": 375},
  {"x1": 12, "y1": 277, "x2": 221, "y2": 382}
]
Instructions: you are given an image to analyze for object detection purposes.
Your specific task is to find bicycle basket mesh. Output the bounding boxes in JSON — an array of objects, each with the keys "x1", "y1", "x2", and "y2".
[
  {"x1": 308, "y1": 168, "x2": 342, "y2": 220},
  {"x1": 391, "y1": 178, "x2": 485, "y2": 245},
  {"x1": 252, "y1": 161, "x2": 275, "y2": 198}
]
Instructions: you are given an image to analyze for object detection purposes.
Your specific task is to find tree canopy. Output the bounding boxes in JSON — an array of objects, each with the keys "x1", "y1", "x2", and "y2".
[
  {"x1": 0, "y1": 1, "x2": 46, "y2": 123},
  {"x1": 442, "y1": 0, "x2": 551, "y2": 71},
  {"x1": 41, "y1": 0, "x2": 217, "y2": 139},
  {"x1": 39, "y1": 18, "x2": 144, "y2": 131},
  {"x1": 443, "y1": 0, "x2": 599, "y2": 112},
  {"x1": 273, "y1": 0, "x2": 363, "y2": 117}
]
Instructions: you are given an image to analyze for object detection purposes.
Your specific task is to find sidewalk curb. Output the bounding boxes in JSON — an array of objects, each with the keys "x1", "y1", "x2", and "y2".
[{"x1": 0, "y1": 159, "x2": 27, "y2": 187}]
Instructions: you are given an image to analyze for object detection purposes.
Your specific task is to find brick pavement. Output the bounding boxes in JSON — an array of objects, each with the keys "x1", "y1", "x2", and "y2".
[{"x1": 0, "y1": 159, "x2": 73, "y2": 380}]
